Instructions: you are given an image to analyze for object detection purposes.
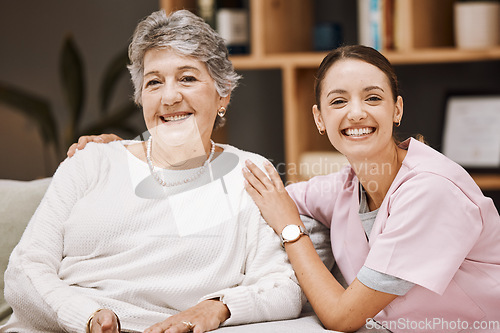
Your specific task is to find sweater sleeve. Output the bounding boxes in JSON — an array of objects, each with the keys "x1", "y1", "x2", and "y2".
[
  {"x1": 4, "y1": 145, "x2": 104, "y2": 333},
  {"x1": 200, "y1": 206, "x2": 305, "y2": 326},
  {"x1": 200, "y1": 155, "x2": 305, "y2": 326}
]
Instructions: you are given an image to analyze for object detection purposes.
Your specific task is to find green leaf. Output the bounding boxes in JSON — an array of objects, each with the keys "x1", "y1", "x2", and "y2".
[
  {"x1": 99, "y1": 49, "x2": 130, "y2": 114},
  {"x1": 0, "y1": 83, "x2": 60, "y2": 153},
  {"x1": 60, "y1": 35, "x2": 85, "y2": 129},
  {"x1": 79, "y1": 102, "x2": 139, "y2": 136}
]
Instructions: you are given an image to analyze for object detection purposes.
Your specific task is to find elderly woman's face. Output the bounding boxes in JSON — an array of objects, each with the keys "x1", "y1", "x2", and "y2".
[{"x1": 141, "y1": 48, "x2": 228, "y2": 147}]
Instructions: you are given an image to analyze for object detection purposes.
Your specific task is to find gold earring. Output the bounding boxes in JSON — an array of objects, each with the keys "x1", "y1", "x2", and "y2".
[
  {"x1": 395, "y1": 119, "x2": 401, "y2": 127},
  {"x1": 217, "y1": 106, "x2": 226, "y2": 117},
  {"x1": 318, "y1": 128, "x2": 326, "y2": 135}
]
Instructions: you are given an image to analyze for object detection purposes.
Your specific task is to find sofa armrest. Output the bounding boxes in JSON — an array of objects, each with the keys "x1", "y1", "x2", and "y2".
[{"x1": 0, "y1": 303, "x2": 13, "y2": 323}]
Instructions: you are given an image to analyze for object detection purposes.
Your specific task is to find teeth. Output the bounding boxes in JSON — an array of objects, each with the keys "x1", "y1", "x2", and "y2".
[
  {"x1": 164, "y1": 114, "x2": 190, "y2": 122},
  {"x1": 344, "y1": 127, "x2": 374, "y2": 136}
]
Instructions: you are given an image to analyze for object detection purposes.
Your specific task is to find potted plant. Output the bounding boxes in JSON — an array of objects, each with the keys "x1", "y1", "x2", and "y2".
[{"x1": 0, "y1": 36, "x2": 141, "y2": 173}]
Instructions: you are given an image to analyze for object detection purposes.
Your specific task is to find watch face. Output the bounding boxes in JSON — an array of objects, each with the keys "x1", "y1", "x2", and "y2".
[{"x1": 282, "y1": 225, "x2": 300, "y2": 241}]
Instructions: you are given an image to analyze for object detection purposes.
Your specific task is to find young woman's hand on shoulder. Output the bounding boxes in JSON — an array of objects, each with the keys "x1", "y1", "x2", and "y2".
[
  {"x1": 67, "y1": 134, "x2": 123, "y2": 157},
  {"x1": 243, "y1": 159, "x2": 301, "y2": 234}
]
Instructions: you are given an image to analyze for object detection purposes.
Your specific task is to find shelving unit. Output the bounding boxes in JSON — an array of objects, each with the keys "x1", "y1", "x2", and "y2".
[{"x1": 160, "y1": 0, "x2": 500, "y2": 190}]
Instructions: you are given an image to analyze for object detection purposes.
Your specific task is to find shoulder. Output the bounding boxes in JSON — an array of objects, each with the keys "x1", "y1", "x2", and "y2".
[
  {"x1": 58, "y1": 142, "x2": 102, "y2": 172},
  {"x1": 403, "y1": 138, "x2": 472, "y2": 182},
  {"x1": 218, "y1": 144, "x2": 269, "y2": 166},
  {"x1": 398, "y1": 138, "x2": 483, "y2": 204},
  {"x1": 69, "y1": 140, "x2": 122, "y2": 157},
  {"x1": 396, "y1": 172, "x2": 461, "y2": 198},
  {"x1": 57, "y1": 141, "x2": 126, "y2": 177},
  {"x1": 72, "y1": 141, "x2": 127, "y2": 160},
  {"x1": 390, "y1": 172, "x2": 481, "y2": 225},
  {"x1": 287, "y1": 165, "x2": 356, "y2": 196}
]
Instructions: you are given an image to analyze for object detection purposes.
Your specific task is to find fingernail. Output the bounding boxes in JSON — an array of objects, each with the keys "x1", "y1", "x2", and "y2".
[{"x1": 245, "y1": 159, "x2": 251, "y2": 166}]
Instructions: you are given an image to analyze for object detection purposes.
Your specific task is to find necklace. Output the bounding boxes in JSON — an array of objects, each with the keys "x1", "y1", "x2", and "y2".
[{"x1": 146, "y1": 136, "x2": 215, "y2": 187}]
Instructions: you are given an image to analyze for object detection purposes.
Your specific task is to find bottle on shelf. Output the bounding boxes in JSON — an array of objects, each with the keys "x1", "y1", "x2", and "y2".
[
  {"x1": 197, "y1": 0, "x2": 217, "y2": 29},
  {"x1": 216, "y1": 0, "x2": 250, "y2": 54}
]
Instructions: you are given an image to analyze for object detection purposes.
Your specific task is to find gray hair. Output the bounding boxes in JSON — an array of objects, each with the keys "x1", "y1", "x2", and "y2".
[{"x1": 128, "y1": 9, "x2": 241, "y2": 128}]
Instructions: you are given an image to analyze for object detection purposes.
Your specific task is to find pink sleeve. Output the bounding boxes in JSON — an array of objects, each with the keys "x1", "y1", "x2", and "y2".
[
  {"x1": 365, "y1": 173, "x2": 482, "y2": 295},
  {"x1": 286, "y1": 172, "x2": 347, "y2": 229}
]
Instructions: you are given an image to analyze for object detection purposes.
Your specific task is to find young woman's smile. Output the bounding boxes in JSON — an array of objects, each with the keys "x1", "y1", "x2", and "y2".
[{"x1": 342, "y1": 126, "x2": 376, "y2": 138}]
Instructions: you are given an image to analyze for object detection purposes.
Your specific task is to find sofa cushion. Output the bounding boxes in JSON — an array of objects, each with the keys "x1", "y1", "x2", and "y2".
[{"x1": 0, "y1": 177, "x2": 51, "y2": 320}]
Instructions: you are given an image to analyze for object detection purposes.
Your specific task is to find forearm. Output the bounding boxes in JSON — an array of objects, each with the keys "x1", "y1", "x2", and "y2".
[
  {"x1": 284, "y1": 235, "x2": 361, "y2": 331},
  {"x1": 202, "y1": 275, "x2": 303, "y2": 326},
  {"x1": 284, "y1": 230, "x2": 397, "y2": 332},
  {"x1": 5, "y1": 256, "x2": 101, "y2": 333},
  {"x1": 202, "y1": 210, "x2": 304, "y2": 325}
]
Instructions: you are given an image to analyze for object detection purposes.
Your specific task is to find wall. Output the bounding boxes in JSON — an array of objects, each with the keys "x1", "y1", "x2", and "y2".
[
  {"x1": 226, "y1": 70, "x2": 284, "y2": 170},
  {"x1": 0, "y1": 0, "x2": 158, "y2": 180},
  {"x1": 1, "y1": 0, "x2": 499, "y2": 184},
  {"x1": 395, "y1": 61, "x2": 500, "y2": 148}
]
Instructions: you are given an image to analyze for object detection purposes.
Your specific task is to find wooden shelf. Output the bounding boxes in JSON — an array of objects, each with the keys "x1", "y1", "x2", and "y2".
[
  {"x1": 385, "y1": 47, "x2": 500, "y2": 65},
  {"x1": 472, "y1": 174, "x2": 500, "y2": 191},
  {"x1": 160, "y1": 0, "x2": 500, "y2": 192},
  {"x1": 230, "y1": 48, "x2": 500, "y2": 70}
]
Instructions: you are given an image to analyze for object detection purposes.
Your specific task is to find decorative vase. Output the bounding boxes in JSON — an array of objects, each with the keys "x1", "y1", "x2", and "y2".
[{"x1": 454, "y1": 1, "x2": 500, "y2": 49}]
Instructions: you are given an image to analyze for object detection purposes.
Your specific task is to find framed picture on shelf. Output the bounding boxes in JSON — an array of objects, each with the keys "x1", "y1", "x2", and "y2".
[{"x1": 442, "y1": 94, "x2": 500, "y2": 171}]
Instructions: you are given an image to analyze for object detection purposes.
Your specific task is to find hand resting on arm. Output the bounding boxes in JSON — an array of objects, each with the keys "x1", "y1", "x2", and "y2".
[{"x1": 242, "y1": 160, "x2": 397, "y2": 332}]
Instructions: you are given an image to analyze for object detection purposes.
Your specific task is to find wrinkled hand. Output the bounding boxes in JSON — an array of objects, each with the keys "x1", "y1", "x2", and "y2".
[
  {"x1": 243, "y1": 160, "x2": 301, "y2": 234},
  {"x1": 67, "y1": 134, "x2": 123, "y2": 157},
  {"x1": 143, "y1": 299, "x2": 230, "y2": 333},
  {"x1": 89, "y1": 309, "x2": 120, "y2": 333}
]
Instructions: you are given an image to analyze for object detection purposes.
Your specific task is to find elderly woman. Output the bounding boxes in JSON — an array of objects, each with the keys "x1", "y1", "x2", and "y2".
[
  {"x1": 243, "y1": 45, "x2": 500, "y2": 332},
  {"x1": 2, "y1": 9, "x2": 303, "y2": 333}
]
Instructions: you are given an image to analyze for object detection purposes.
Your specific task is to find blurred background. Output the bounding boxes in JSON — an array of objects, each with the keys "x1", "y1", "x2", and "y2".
[
  {"x1": 1, "y1": 0, "x2": 499, "y2": 207},
  {"x1": 0, "y1": 1, "x2": 158, "y2": 179}
]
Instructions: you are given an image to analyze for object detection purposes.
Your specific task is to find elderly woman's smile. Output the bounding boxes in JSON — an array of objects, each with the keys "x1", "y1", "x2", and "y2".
[{"x1": 159, "y1": 112, "x2": 193, "y2": 123}]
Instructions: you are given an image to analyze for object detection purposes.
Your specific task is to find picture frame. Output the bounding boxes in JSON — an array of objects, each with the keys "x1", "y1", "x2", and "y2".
[{"x1": 442, "y1": 94, "x2": 500, "y2": 170}]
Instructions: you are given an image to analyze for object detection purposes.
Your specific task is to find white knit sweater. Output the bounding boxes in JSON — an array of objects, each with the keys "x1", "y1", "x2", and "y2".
[{"x1": 2, "y1": 142, "x2": 304, "y2": 333}]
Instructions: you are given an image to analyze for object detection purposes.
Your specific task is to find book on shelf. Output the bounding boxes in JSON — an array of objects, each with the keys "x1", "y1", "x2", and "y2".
[
  {"x1": 393, "y1": 0, "x2": 412, "y2": 51},
  {"x1": 357, "y1": 0, "x2": 394, "y2": 51}
]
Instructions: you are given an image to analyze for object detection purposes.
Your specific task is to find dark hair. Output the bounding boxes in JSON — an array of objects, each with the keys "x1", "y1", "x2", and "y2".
[{"x1": 314, "y1": 45, "x2": 399, "y2": 109}]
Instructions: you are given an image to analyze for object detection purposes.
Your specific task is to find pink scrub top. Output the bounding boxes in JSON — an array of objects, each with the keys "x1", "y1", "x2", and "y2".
[{"x1": 287, "y1": 138, "x2": 500, "y2": 332}]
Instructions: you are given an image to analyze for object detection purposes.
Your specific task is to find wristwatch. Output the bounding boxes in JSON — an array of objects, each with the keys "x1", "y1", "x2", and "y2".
[{"x1": 279, "y1": 224, "x2": 308, "y2": 248}]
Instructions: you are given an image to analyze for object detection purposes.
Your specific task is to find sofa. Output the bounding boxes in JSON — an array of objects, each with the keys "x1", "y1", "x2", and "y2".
[{"x1": 0, "y1": 178, "x2": 387, "y2": 332}]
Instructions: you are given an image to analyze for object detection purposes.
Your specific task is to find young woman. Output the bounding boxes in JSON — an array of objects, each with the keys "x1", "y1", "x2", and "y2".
[{"x1": 243, "y1": 45, "x2": 500, "y2": 333}]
